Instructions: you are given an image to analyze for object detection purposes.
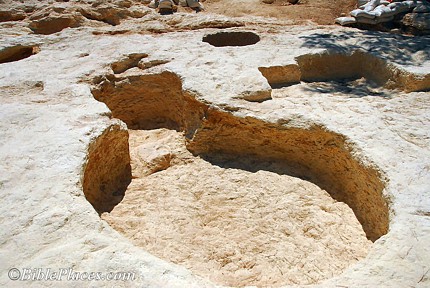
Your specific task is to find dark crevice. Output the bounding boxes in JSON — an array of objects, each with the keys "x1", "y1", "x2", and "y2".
[{"x1": 0, "y1": 45, "x2": 39, "y2": 64}]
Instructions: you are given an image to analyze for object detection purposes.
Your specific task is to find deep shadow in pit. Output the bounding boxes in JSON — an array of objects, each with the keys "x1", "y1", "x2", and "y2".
[
  {"x1": 302, "y1": 79, "x2": 392, "y2": 98},
  {"x1": 203, "y1": 31, "x2": 260, "y2": 47},
  {"x1": 83, "y1": 124, "x2": 132, "y2": 214},
  {"x1": 88, "y1": 68, "x2": 389, "y2": 242}
]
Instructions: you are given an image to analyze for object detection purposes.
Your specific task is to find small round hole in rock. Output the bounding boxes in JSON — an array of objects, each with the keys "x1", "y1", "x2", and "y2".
[{"x1": 203, "y1": 31, "x2": 260, "y2": 47}]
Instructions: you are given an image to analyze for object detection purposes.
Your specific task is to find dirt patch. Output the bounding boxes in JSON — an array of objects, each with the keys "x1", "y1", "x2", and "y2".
[{"x1": 203, "y1": 0, "x2": 357, "y2": 25}]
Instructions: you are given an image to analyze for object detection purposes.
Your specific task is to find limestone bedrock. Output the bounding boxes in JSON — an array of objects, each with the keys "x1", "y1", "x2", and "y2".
[{"x1": 0, "y1": 8, "x2": 430, "y2": 288}]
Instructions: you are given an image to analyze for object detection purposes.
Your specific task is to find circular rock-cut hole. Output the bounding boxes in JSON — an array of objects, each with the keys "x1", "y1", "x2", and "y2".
[
  {"x1": 203, "y1": 31, "x2": 260, "y2": 47},
  {"x1": 88, "y1": 69, "x2": 389, "y2": 287}
]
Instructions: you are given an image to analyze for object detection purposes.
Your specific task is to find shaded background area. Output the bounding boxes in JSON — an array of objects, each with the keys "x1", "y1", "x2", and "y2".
[{"x1": 300, "y1": 31, "x2": 430, "y2": 65}]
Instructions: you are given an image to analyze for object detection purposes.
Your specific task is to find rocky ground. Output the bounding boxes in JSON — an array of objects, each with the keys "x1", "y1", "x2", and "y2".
[{"x1": 0, "y1": 0, "x2": 430, "y2": 287}]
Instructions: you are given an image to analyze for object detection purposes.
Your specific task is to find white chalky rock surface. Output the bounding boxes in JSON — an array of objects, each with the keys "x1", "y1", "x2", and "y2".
[{"x1": 0, "y1": 3, "x2": 430, "y2": 287}]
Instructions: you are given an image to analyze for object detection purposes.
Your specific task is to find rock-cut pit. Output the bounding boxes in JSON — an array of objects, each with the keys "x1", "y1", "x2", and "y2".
[{"x1": 82, "y1": 38, "x2": 391, "y2": 287}]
